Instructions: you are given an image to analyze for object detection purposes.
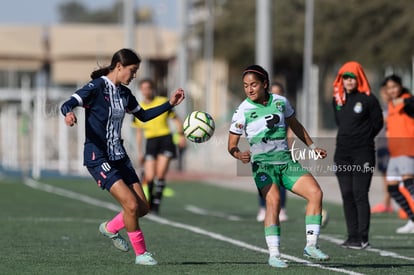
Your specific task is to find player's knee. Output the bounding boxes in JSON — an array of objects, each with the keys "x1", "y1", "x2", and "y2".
[
  {"x1": 265, "y1": 194, "x2": 281, "y2": 209},
  {"x1": 123, "y1": 201, "x2": 140, "y2": 217},
  {"x1": 308, "y1": 186, "x2": 323, "y2": 203}
]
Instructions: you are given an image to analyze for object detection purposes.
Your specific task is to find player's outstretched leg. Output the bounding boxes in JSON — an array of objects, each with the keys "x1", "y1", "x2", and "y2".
[{"x1": 99, "y1": 220, "x2": 129, "y2": 252}]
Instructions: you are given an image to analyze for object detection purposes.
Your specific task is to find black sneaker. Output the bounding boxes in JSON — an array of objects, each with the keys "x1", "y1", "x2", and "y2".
[
  {"x1": 361, "y1": 242, "x2": 370, "y2": 249},
  {"x1": 341, "y1": 239, "x2": 362, "y2": 249},
  {"x1": 347, "y1": 242, "x2": 363, "y2": 250},
  {"x1": 342, "y1": 240, "x2": 370, "y2": 250}
]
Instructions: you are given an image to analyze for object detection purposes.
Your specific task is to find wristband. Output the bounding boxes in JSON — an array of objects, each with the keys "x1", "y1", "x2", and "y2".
[
  {"x1": 229, "y1": 147, "x2": 240, "y2": 157},
  {"x1": 309, "y1": 144, "x2": 316, "y2": 150}
]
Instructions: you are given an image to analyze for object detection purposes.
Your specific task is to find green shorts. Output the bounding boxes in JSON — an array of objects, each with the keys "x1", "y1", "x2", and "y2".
[{"x1": 251, "y1": 160, "x2": 309, "y2": 190}]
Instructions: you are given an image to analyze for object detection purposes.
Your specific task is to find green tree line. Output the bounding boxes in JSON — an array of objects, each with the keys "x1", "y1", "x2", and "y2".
[
  {"x1": 59, "y1": 0, "x2": 414, "y2": 127},
  {"x1": 213, "y1": 0, "x2": 414, "y2": 94}
]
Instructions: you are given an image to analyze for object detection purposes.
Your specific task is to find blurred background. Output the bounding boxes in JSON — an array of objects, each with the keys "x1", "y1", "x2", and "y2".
[{"x1": 0, "y1": 0, "x2": 413, "y2": 179}]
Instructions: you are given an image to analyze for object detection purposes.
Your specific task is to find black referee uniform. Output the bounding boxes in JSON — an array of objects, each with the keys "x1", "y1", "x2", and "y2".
[{"x1": 333, "y1": 90, "x2": 383, "y2": 247}]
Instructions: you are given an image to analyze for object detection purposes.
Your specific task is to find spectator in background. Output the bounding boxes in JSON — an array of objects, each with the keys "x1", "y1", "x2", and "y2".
[
  {"x1": 132, "y1": 78, "x2": 186, "y2": 215},
  {"x1": 332, "y1": 61, "x2": 383, "y2": 249},
  {"x1": 371, "y1": 84, "x2": 393, "y2": 214},
  {"x1": 383, "y1": 74, "x2": 414, "y2": 233}
]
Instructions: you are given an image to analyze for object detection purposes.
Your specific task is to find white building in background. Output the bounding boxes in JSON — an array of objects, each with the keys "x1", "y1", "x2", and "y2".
[
  {"x1": 0, "y1": 24, "x2": 178, "y2": 88},
  {"x1": 0, "y1": 24, "x2": 231, "y2": 177}
]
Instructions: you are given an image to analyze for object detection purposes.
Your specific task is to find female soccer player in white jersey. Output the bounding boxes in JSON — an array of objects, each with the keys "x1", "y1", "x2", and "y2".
[
  {"x1": 227, "y1": 65, "x2": 329, "y2": 268},
  {"x1": 61, "y1": 48, "x2": 185, "y2": 265}
]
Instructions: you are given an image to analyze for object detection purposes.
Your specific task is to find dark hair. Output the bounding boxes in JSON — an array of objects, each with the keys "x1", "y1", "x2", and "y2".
[
  {"x1": 242, "y1": 65, "x2": 270, "y2": 92},
  {"x1": 138, "y1": 78, "x2": 156, "y2": 89},
  {"x1": 90, "y1": 48, "x2": 141, "y2": 79},
  {"x1": 270, "y1": 81, "x2": 285, "y2": 95},
  {"x1": 382, "y1": 74, "x2": 410, "y2": 95}
]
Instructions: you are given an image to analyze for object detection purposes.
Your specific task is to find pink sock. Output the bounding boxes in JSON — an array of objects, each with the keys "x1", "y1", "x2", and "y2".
[
  {"x1": 106, "y1": 212, "x2": 124, "y2": 233},
  {"x1": 127, "y1": 230, "x2": 147, "y2": 255}
]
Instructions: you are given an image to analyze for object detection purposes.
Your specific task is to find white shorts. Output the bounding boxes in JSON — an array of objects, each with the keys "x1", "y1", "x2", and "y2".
[{"x1": 386, "y1": 156, "x2": 414, "y2": 182}]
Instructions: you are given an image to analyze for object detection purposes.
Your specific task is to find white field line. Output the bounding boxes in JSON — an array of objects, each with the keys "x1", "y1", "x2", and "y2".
[
  {"x1": 5, "y1": 217, "x2": 102, "y2": 223},
  {"x1": 24, "y1": 178, "x2": 121, "y2": 212},
  {"x1": 319, "y1": 235, "x2": 414, "y2": 261},
  {"x1": 185, "y1": 204, "x2": 242, "y2": 221},
  {"x1": 373, "y1": 235, "x2": 412, "y2": 240},
  {"x1": 24, "y1": 178, "x2": 363, "y2": 275}
]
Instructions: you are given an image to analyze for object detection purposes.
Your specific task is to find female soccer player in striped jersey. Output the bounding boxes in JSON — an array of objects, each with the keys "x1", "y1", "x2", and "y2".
[
  {"x1": 61, "y1": 48, "x2": 185, "y2": 265},
  {"x1": 228, "y1": 65, "x2": 329, "y2": 268}
]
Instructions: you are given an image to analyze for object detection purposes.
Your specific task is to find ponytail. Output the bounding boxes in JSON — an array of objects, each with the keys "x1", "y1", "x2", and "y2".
[
  {"x1": 90, "y1": 67, "x2": 111, "y2": 79},
  {"x1": 89, "y1": 48, "x2": 141, "y2": 80}
]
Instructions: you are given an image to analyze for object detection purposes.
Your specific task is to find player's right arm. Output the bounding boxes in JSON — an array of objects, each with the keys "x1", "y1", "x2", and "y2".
[
  {"x1": 61, "y1": 97, "x2": 79, "y2": 115},
  {"x1": 228, "y1": 108, "x2": 250, "y2": 163},
  {"x1": 60, "y1": 79, "x2": 100, "y2": 127},
  {"x1": 228, "y1": 132, "x2": 251, "y2": 163},
  {"x1": 61, "y1": 93, "x2": 80, "y2": 127}
]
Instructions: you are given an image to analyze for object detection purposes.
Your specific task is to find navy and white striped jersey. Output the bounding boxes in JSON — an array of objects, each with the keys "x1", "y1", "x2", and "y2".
[{"x1": 61, "y1": 76, "x2": 141, "y2": 164}]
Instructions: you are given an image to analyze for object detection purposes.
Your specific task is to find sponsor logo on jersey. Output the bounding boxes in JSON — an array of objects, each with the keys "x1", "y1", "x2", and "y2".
[
  {"x1": 262, "y1": 136, "x2": 281, "y2": 144},
  {"x1": 235, "y1": 123, "x2": 244, "y2": 130}
]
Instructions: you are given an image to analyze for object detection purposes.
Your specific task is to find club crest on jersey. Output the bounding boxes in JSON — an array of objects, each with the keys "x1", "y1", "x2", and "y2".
[
  {"x1": 353, "y1": 102, "x2": 363, "y2": 113},
  {"x1": 275, "y1": 101, "x2": 285, "y2": 112}
]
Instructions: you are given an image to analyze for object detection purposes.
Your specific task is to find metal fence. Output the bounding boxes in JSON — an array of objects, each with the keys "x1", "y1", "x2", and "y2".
[
  {"x1": 0, "y1": 83, "x2": 235, "y2": 179},
  {"x1": 0, "y1": 86, "x2": 93, "y2": 178}
]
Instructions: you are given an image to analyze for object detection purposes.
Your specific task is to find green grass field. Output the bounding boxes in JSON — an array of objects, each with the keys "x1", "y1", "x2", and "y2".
[{"x1": 1, "y1": 174, "x2": 414, "y2": 275}]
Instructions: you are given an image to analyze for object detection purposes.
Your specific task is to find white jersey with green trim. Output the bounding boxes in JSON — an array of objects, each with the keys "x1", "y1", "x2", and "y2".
[{"x1": 229, "y1": 93, "x2": 295, "y2": 164}]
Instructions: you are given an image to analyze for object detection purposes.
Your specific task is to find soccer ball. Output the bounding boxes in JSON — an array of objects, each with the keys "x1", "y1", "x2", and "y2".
[{"x1": 183, "y1": 111, "x2": 215, "y2": 143}]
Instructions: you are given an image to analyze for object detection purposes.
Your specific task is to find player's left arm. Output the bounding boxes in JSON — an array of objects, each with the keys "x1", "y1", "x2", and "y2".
[
  {"x1": 133, "y1": 88, "x2": 185, "y2": 122},
  {"x1": 286, "y1": 115, "x2": 327, "y2": 159}
]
